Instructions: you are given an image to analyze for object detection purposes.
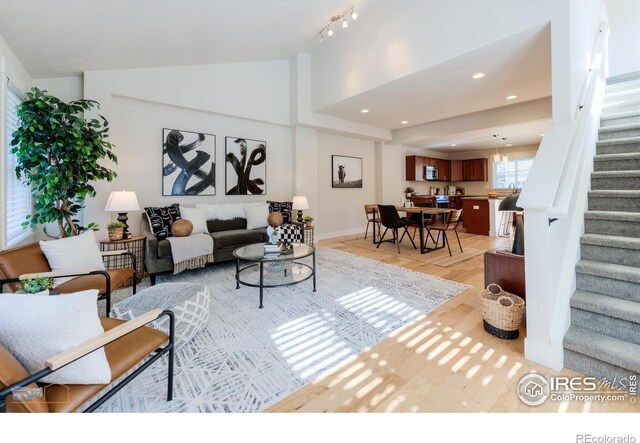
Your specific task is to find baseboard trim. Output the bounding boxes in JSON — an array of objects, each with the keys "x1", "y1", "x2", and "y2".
[{"x1": 524, "y1": 336, "x2": 565, "y2": 371}]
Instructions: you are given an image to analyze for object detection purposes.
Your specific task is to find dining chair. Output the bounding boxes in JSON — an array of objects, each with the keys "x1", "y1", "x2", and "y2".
[
  {"x1": 363, "y1": 204, "x2": 381, "y2": 240},
  {"x1": 410, "y1": 202, "x2": 436, "y2": 243},
  {"x1": 376, "y1": 205, "x2": 417, "y2": 253},
  {"x1": 426, "y1": 209, "x2": 463, "y2": 256}
]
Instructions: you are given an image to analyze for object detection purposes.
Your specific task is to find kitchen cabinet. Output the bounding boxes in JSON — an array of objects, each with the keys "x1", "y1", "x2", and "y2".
[
  {"x1": 408, "y1": 196, "x2": 435, "y2": 206},
  {"x1": 450, "y1": 160, "x2": 463, "y2": 182},
  {"x1": 405, "y1": 156, "x2": 425, "y2": 181},
  {"x1": 438, "y1": 159, "x2": 451, "y2": 182},
  {"x1": 462, "y1": 198, "x2": 490, "y2": 235},
  {"x1": 448, "y1": 196, "x2": 463, "y2": 210},
  {"x1": 461, "y1": 158, "x2": 488, "y2": 181}
]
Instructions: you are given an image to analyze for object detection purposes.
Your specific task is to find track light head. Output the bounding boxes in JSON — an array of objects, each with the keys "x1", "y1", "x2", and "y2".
[
  {"x1": 351, "y1": 10, "x2": 358, "y2": 20},
  {"x1": 342, "y1": 19, "x2": 349, "y2": 28},
  {"x1": 327, "y1": 27, "x2": 334, "y2": 37}
]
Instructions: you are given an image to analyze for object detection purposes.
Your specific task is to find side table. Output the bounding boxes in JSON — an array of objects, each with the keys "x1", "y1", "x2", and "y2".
[
  {"x1": 100, "y1": 235, "x2": 145, "y2": 285},
  {"x1": 303, "y1": 226, "x2": 314, "y2": 245}
]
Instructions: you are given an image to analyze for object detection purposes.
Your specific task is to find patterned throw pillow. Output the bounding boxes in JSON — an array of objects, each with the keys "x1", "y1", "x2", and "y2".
[
  {"x1": 267, "y1": 201, "x2": 293, "y2": 224},
  {"x1": 145, "y1": 203, "x2": 181, "y2": 240}
]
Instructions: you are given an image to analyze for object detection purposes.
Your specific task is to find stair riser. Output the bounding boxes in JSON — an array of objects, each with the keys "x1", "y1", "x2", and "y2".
[
  {"x1": 564, "y1": 350, "x2": 640, "y2": 392},
  {"x1": 585, "y1": 219, "x2": 640, "y2": 238},
  {"x1": 604, "y1": 90, "x2": 640, "y2": 105},
  {"x1": 576, "y1": 273, "x2": 640, "y2": 302},
  {"x1": 599, "y1": 127, "x2": 640, "y2": 140},
  {"x1": 601, "y1": 114, "x2": 640, "y2": 127},
  {"x1": 588, "y1": 196, "x2": 640, "y2": 212},
  {"x1": 591, "y1": 176, "x2": 640, "y2": 190},
  {"x1": 596, "y1": 142, "x2": 640, "y2": 155},
  {"x1": 593, "y1": 158, "x2": 640, "y2": 171},
  {"x1": 571, "y1": 308, "x2": 640, "y2": 345},
  {"x1": 607, "y1": 76, "x2": 640, "y2": 90},
  {"x1": 581, "y1": 243, "x2": 640, "y2": 267},
  {"x1": 603, "y1": 101, "x2": 640, "y2": 116}
]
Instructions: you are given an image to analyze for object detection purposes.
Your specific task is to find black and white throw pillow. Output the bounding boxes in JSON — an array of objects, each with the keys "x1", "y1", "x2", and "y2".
[
  {"x1": 144, "y1": 203, "x2": 181, "y2": 240},
  {"x1": 268, "y1": 201, "x2": 293, "y2": 224}
]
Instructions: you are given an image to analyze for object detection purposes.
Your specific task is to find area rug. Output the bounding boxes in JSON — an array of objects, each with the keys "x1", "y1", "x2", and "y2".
[
  {"x1": 96, "y1": 247, "x2": 469, "y2": 413},
  {"x1": 343, "y1": 237, "x2": 486, "y2": 267}
]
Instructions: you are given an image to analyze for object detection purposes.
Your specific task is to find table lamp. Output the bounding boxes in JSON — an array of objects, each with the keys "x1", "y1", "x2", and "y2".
[
  {"x1": 498, "y1": 193, "x2": 524, "y2": 255},
  {"x1": 104, "y1": 190, "x2": 140, "y2": 239},
  {"x1": 292, "y1": 196, "x2": 309, "y2": 223}
]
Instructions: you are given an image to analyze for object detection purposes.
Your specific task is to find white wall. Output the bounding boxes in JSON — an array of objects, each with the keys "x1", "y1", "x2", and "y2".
[
  {"x1": 605, "y1": 0, "x2": 640, "y2": 76},
  {"x1": 33, "y1": 76, "x2": 83, "y2": 102},
  {"x1": 316, "y1": 132, "x2": 377, "y2": 239}
]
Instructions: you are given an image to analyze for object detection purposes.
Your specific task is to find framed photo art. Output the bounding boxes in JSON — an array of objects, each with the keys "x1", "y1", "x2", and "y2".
[
  {"x1": 332, "y1": 155, "x2": 362, "y2": 188},
  {"x1": 162, "y1": 128, "x2": 216, "y2": 196},
  {"x1": 225, "y1": 137, "x2": 267, "y2": 195}
]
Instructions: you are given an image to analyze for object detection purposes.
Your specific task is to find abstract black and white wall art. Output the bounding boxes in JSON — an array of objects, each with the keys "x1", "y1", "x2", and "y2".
[
  {"x1": 225, "y1": 137, "x2": 267, "y2": 195},
  {"x1": 162, "y1": 129, "x2": 216, "y2": 196},
  {"x1": 332, "y1": 155, "x2": 363, "y2": 188}
]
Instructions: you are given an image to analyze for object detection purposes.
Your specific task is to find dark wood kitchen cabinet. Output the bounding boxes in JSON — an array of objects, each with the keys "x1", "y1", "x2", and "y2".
[
  {"x1": 406, "y1": 156, "x2": 425, "y2": 181},
  {"x1": 450, "y1": 160, "x2": 463, "y2": 182},
  {"x1": 462, "y1": 158, "x2": 488, "y2": 182},
  {"x1": 462, "y1": 198, "x2": 489, "y2": 235},
  {"x1": 439, "y1": 159, "x2": 451, "y2": 182},
  {"x1": 448, "y1": 196, "x2": 462, "y2": 210}
]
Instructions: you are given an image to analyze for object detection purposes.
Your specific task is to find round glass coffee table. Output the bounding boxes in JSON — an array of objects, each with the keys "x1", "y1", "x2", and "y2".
[{"x1": 233, "y1": 242, "x2": 316, "y2": 308}]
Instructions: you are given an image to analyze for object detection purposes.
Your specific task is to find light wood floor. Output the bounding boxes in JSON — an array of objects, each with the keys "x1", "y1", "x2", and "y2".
[{"x1": 267, "y1": 230, "x2": 639, "y2": 413}]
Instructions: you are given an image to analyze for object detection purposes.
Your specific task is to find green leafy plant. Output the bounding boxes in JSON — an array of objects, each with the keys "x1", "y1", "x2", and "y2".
[
  {"x1": 17, "y1": 275, "x2": 54, "y2": 294},
  {"x1": 107, "y1": 221, "x2": 124, "y2": 229},
  {"x1": 303, "y1": 215, "x2": 314, "y2": 222},
  {"x1": 404, "y1": 186, "x2": 414, "y2": 194},
  {"x1": 11, "y1": 87, "x2": 118, "y2": 238}
]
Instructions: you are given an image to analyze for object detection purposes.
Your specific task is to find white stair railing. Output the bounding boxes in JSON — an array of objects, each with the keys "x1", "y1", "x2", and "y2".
[{"x1": 517, "y1": 21, "x2": 609, "y2": 370}]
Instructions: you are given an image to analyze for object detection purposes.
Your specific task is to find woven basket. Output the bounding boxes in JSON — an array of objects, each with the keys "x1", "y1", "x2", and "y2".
[
  {"x1": 108, "y1": 227, "x2": 124, "y2": 241},
  {"x1": 480, "y1": 283, "x2": 525, "y2": 339}
]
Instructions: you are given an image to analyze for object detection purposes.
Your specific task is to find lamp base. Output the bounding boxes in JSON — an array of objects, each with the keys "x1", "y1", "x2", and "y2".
[
  {"x1": 117, "y1": 212, "x2": 132, "y2": 239},
  {"x1": 296, "y1": 210, "x2": 304, "y2": 223}
]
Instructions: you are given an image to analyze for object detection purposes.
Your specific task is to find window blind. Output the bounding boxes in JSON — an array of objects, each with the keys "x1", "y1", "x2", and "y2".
[{"x1": 5, "y1": 87, "x2": 33, "y2": 246}]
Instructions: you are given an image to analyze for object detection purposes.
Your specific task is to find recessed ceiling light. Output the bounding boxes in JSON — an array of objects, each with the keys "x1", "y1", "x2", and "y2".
[
  {"x1": 361, "y1": 109, "x2": 369, "y2": 113},
  {"x1": 401, "y1": 120, "x2": 408, "y2": 125},
  {"x1": 472, "y1": 73, "x2": 485, "y2": 79},
  {"x1": 450, "y1": 144, "x2": 457, "y2": 147},
  {"x1": 506, "y1": 143, "x2": 512, "y2": 147},
  {"x1": 506, "y1": 95, "x2": 517, "y2": 100}
]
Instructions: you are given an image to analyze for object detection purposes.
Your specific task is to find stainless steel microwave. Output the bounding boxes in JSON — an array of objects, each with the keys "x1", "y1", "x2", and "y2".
[{"x1": 425, "y1": 166, "x2": 438, "y2": 181}]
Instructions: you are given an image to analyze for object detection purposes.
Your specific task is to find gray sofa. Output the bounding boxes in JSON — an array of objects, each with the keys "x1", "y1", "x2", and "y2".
[{"x1": 141, "y1": 215, "x2": 303, "y2": 284}]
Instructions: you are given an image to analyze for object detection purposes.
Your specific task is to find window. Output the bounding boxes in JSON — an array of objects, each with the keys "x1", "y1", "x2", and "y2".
[
  {"x1": 493, "y1": 158, "x2": 534, "y2": 189},
  {"x1": 5, "y1": 87, "x2": 33, "y2": 247}
]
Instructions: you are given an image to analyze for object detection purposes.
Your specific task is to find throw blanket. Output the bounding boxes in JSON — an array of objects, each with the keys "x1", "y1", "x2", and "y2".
[{"x1": 167, "y1": 233, "x2": 215, "y2": 274}]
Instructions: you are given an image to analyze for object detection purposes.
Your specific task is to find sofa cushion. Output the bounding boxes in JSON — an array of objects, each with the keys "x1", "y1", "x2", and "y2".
[
  {"x1": 207, "y1": 217, "x2": 247, "y2": 233},
  {"x1": 144, "y1": 203, "x2": 181, "y2": 240},
  {"x1": 211, "y1": 229, "x2": 266, "y2": 250},
  {"x1": 268, "y1": 201, "x2": 293, "y2": 224}
]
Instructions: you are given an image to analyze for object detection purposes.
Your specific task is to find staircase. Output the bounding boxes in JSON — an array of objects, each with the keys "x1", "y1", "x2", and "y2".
[{"x1": 563, "y1": 71, "x2": 640, "y2": 389}]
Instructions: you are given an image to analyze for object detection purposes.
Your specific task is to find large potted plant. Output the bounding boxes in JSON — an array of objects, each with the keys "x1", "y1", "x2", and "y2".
[{"x1": 11, "y1": 87, "x2": 118, "y2": 237}]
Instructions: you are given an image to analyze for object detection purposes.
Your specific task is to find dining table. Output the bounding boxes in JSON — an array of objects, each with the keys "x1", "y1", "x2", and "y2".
[{"x1": 371, "y1": 205, "x2": 455, "y2": 254}]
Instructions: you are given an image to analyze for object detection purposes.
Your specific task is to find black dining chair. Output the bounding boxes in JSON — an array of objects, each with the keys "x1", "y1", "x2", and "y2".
[
  {"x1": 426, "y1": 209, "x2": 464, "y2": 256},
  {"x1": 376, "y1": 205, "x2": 417, "y2": 253},
  {"x1": 410, "y1": 202, "x2": 437, "y2": 244}
]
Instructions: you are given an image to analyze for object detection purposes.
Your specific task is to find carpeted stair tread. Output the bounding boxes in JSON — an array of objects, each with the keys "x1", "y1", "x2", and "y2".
[
  {"x1": 591, "y1": 170, "x2": 640, "y2": 178},
  {"x1": 584, "y1": 211, "x2": 640, "y2": 222},
  {"x1": 594, "y1": 152, "x2": 640, "y2": 161},
  {"x1": 564, "y1": 326, "x2": 640, "y2": 373},
  {"x1": 581, "y1": 233, "x2": 640, "y2": 250},
  {"x1": 588, "y1": 189, "x2": 640, "y2": 198},
  {"x1": 598, "y1": 122, "x2": 640, "y2": 134},
  {"x1": 576, "y1": 259, "x2": 640, "y2": 284},
  {"x1": 571, "y1": 291, "x2": 640, "y2": 325},
  {"x1": 603, "y1": 97, "x2": 640, "y2": 110},
  {"x1": 607, "y1": 71, "x2": 640, "y2": 84},
  {"x1": 601, "y1": 109, "x2": 640, "y2": 121},
  {"x1": 596, "y1": 136, "x2": 640, "y2": 147}
]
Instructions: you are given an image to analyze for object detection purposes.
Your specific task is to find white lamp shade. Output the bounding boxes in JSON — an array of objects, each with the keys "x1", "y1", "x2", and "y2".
[
  {"x1": 292, "y1": 195, "x2": 309, "y2": 210},
  {"x1": 104, "y1": 190, "x2": 140, "y2": 212}
]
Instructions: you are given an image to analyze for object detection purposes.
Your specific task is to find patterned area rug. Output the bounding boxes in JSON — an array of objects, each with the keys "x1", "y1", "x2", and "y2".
[{"x1": 97, "y1": 247, "x2": 469, "y2": 412}]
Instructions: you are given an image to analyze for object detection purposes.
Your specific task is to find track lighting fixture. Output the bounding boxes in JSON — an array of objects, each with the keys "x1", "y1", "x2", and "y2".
[{"x1": 318, "y1": 4, "x2": 358, "y2": 41}]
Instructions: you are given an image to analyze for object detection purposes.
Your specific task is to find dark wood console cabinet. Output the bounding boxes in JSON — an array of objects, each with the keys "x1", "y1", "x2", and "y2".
[{"x1": 484, "y1": 248, "x2": 526, "y2": 301}]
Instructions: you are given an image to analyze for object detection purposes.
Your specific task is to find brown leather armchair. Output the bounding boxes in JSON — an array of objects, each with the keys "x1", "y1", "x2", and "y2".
[
  {"x1": 0, "y1": 243, "x2": 137, "y2": 315},
  {"x1": 0, "y1": 309, "x2": 174, "y2": 413}
]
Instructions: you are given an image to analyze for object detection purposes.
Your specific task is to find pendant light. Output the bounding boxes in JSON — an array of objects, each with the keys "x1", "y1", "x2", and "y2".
[
  {"x1": 492, "y1": 135, "x2": 501, "y2": 162},
  {"x1": 501, "y1": 137, "x2": 509, "y2": 163}
]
